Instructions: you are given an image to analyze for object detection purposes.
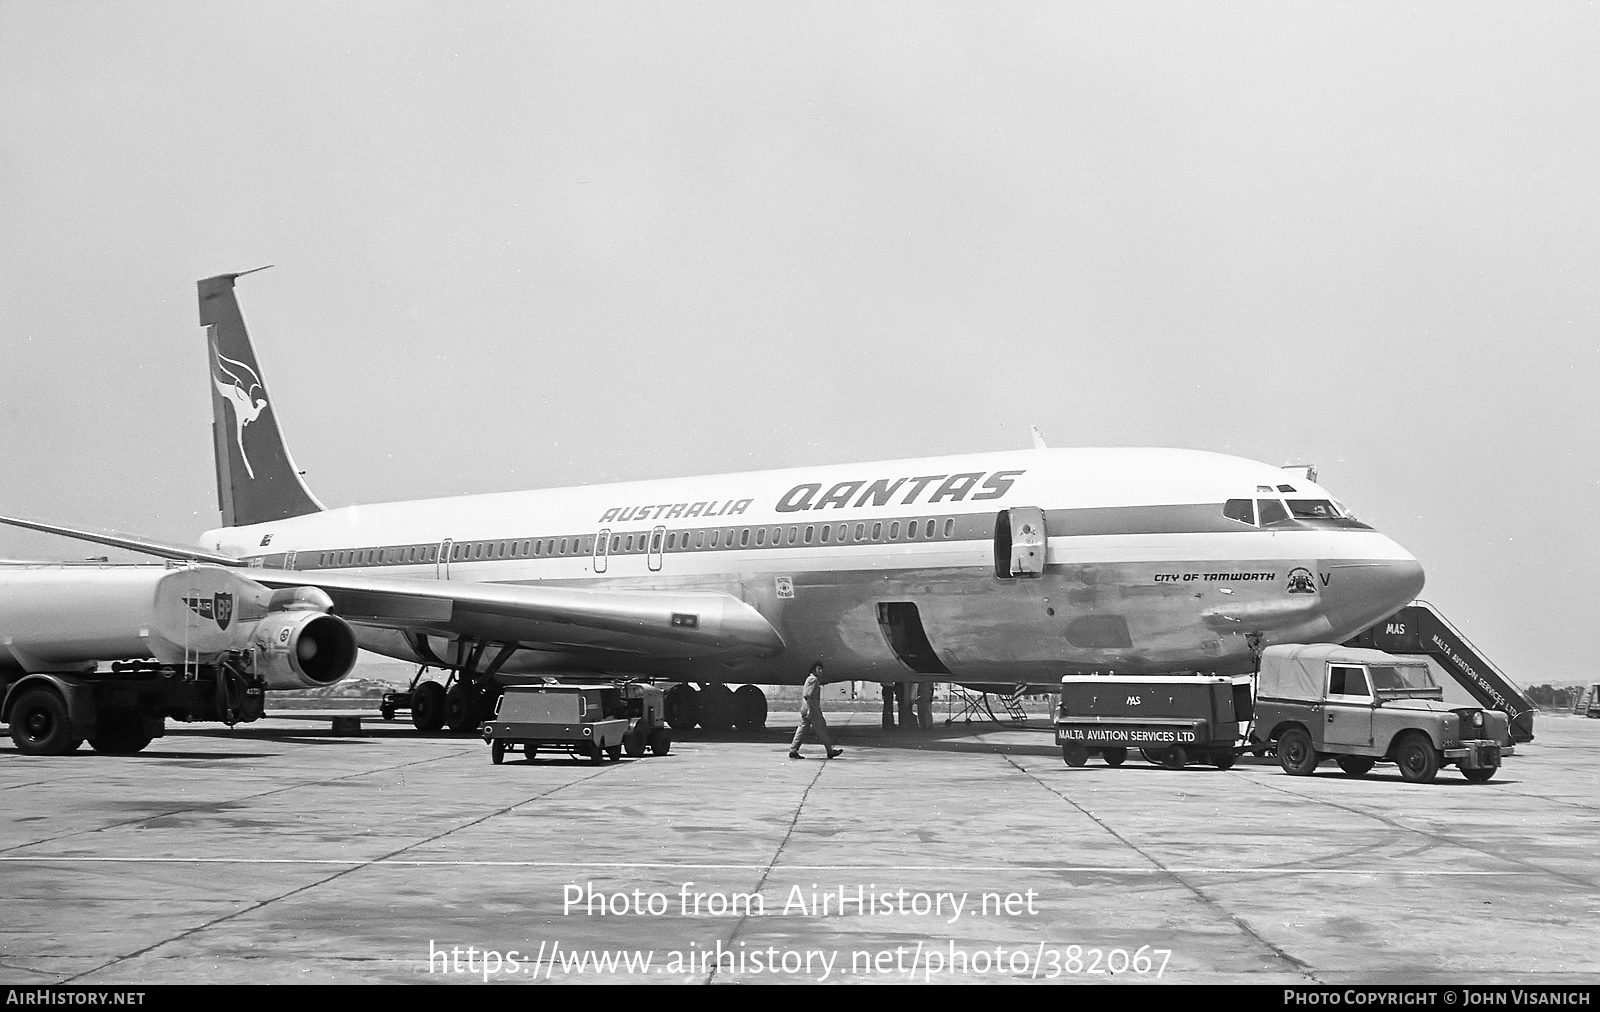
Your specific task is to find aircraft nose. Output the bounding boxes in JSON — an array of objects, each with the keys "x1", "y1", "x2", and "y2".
[{"x1": 1324, "y1": 536, "x2": 1425, "y2": 637}]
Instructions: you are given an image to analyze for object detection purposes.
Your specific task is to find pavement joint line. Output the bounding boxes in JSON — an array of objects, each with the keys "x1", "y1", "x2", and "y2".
[
  {"x1": 707, "y1": 757, "x2": 828, "y2": 985},
  {"x1": 0, "y1": 747, "x2": 480, "y2": 858},
  {"x1": 0, "y1": 856, "x2": 1548, "y2": 874},
  {"x1": 996, "y1": 750, "x2": 1323, "y2": 983},
  {"x1": 57, "y1": 758, "x2": 627, "y2": 985},
  {"x1": 1253, "y1": 777, "x2": 1600, "y2": 890}
]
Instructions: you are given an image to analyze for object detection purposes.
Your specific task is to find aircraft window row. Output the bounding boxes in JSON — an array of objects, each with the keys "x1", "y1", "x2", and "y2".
[{"x1": 307, "y1": 516, "x2": 968, "y2": 569}]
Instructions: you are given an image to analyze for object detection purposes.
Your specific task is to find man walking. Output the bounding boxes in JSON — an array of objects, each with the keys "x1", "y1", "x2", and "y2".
[{"x1": 789, "y1": 662, "x2": 843, "y2": 759}]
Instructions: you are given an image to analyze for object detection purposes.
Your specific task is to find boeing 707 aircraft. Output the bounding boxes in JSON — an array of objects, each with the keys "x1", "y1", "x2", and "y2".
[{"x1": 2, "y1": 272, "x2": 1424, "y2": 734}]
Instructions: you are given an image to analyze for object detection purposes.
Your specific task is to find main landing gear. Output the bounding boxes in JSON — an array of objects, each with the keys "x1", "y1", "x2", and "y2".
[{"x1": 663, "y1": 683, "x2": 768, "y2": 733}]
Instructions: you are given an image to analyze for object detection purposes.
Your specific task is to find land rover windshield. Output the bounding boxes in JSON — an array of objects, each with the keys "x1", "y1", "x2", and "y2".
[{"x1": 1369, "y1": 663, "x2": 1437, "y2": 693}]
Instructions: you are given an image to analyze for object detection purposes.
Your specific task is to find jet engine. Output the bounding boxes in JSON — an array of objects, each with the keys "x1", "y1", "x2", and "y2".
[{"x1": 250, "y1": 609, "x2": 358, "y2": 690}]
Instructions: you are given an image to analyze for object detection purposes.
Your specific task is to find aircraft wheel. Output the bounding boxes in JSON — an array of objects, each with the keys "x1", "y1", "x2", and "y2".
[
  {"x1": 1394, "y1": 733, "x2": 1440, "y2": 784},
  {"x1": 1212, "y1": 751, "x2": 1236, "y2": 770},
  {"x1": 445, "y1": 685, "x2": 479, "y2": 732},
  {"x1": 1276, "y1": 728, "x2": 1318, "y2": 776},
  {"x1": 1162, "y1": 745, "x2": 1188, "y2": 770},
  {"x1": 491, "y1": 740, "x2": 506, "y2": 765},
  {"x1": 664, "y1": 685, "x2": 700, "y2": 730},
  {"x1": 411, "y1": 682, "x2": 447, "y2": 732},
  {"x1": 1462, "y1": 766, "x2": 1496, "y2": 783},
  {"x1": 732, "y1": 684, "x2": 768, "y2": 730},
  {"x1": 10, "y1": 689, "x2": 81, "y2": 756},
  {"x1": 623, "y1": 724, "x2": 648, "y2": 757},
  {"x1": 698, "y1": 684, "x2": 736, "y2": 732},
  {"x1": 1336, "y1": 756, "x2": 1375, "y2": 778},
  {"x1": 648, "y1": 727, "x2": 672, "y2": 756},
  {"x1": 1102, "y1": 747, "x2": 1127, "y2": 767}
]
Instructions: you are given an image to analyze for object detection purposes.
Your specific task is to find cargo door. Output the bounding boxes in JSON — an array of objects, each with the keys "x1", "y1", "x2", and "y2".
[
  {"x1": 1325, "y1": 664, "x2": 1375, "y2": 747},
  {"x1": 877, "y1": 602, "x2": 951, "y2": 674},
  {"x1": 993, "y1": 507, "x2": 1046, "y2": 578},
  {"x1": 593, "y1": 528, "x2": 610, "y2": 574}
]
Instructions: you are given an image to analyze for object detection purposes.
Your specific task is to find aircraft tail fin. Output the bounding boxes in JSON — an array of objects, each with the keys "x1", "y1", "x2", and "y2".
[{"x1": 198, "y1": 270, "x2": 324, "y2": 528}]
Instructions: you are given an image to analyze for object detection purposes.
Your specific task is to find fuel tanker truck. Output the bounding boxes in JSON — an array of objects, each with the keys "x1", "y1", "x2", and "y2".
[{"x1": 0, "y1": 563, "x2": 358, "y2": 755}]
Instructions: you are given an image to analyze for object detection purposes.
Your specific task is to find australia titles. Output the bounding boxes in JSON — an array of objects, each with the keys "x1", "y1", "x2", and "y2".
[{"x1": 596, "y1": 469, "x2": 1025, "y2": 525}]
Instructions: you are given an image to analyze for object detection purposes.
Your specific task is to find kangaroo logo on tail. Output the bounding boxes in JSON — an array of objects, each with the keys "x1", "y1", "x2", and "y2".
[{"x1": 213, "y1": 351, "x2": 268, "y2": 479}]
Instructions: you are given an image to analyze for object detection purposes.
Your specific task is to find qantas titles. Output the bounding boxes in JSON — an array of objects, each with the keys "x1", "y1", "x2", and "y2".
[{"x1": 595, "y1": 469, "x2": 1027, "y2": 525}]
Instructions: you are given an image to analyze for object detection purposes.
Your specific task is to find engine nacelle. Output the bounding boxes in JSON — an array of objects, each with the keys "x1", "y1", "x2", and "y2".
[{"x1": 251, "y1": 611, "x2": 358, "y2": 690}]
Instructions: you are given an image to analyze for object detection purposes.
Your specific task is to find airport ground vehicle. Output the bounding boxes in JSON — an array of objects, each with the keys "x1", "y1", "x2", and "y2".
[
  {"x1": 1054, "y1": 674, "x2": 1252, "y2": 769},
  {"x1": 1, "y1": 564, "x2": 356, "y2": 756},
  {"x1": 1250, "y1": 643, "x2": 1512, "y2": 783},
  {"x1": 481, "y1": 682, "x2": 670, "y2": 764}
]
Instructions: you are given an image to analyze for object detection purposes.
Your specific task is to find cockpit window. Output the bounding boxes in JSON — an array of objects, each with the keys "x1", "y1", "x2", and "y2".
[
  {"x1": 1286, "y1": 499, "x2": 1342, "y2": 519},
  {"x1": 1257, "y1": 498, "x2": 1290, "y2": 525},
  {"x1": 1223, "y1": 499, "x2": 1256, "y2": 525},
  {"x1": 1369, "y1": 664, "x2": 1436, "y2": 691}
]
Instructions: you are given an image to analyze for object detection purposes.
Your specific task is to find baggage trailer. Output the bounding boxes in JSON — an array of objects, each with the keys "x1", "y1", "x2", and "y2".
[
  {"x1": 1054, "y1": 675, "x2": 1253, "y2": 769},
  {"x1": 481, "y1": 682, "x2": 670, "y2": 765}
]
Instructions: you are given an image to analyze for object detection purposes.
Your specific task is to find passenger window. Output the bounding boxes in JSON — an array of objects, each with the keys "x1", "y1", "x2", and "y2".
[
  {"x1": 756, "y1": 529, "x2": 765, "y2": 546},
  {"x1": 1257, "y1": 499, "x2": 1290, "y2": 525},
  {"x1": 820, "y1": 525, "x2": 831, "y2": 543},
  {"x1": 907, "y1": 521, "x2": 918, "y2": 539},
  {"x1": 872, "y1": 522, "x2": 882, "y2": 540},
  {"x1": 740, "y1": 529, "x2": 750, "y2": 547},
  {"x1": 855, "y1": 523, "x2": 866, "y2": 541},
  {"x1": 625, "y1": 535, "x2": 635, "y2": 551},
  {"x1": 667, "y1": 533, "x2": 676, "y2": 549},
  {"x1": 582, "y1": 537, "x2": 593, "y2": 553},
  {"x1": 1223, "y1": 499, "x2": 1256, "y2": 525},
  {"x1": 1329, "y1": 666, "x2": 1372, "y2": 698},
  {"x1": 889, "y1": 521, "x2": 899, "y2": 539},
  {"x1": 695, "y1": 531, "x2": 705, "y2": 549},
  {"x1": 924, "y1": 519, "x2": 935, "y2": 538},
  {"x1": 560, "y1": 538, "x2": 568, "y2": 554},
  {"x1": 804, "y1": 526, "x2": 814, "y2": 544},
  {"x1": 788, "y1": 527, "x2": 797, "y2": 544},
  {"x1": 534, "y1": 540, "x2": 542, "y2": 556},
  {"x1": 772, "y1": 526, "x2": 781, "y2": 544},
  {"x1": 711, "y1": 530, "x2": 720, "y2": 547}
]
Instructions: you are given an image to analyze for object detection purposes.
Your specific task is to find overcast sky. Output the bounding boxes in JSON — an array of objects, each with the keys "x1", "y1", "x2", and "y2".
[{"x1": 2, "y1": 3, "x2": 1596, "y2": 687}]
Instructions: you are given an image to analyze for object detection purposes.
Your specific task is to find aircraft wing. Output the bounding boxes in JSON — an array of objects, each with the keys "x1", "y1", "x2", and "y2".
[
  {"x1": 0, "y1": 514, "x2": 785, "y2": 664},
  {"x1": 253, "y1": 570, "x2": 785, "y2": 662},
  {"x1": 0, "y1": 515, "x2": 246, "y2": 567}
]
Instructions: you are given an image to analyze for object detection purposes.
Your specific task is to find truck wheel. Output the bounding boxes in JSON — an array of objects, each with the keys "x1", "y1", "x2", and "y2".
[
  {"x1": 648, "y1": 727, "x2": 672, "y2": 756},
  {"x1": 1336, "y1": 756, "x2": 1375, "y2": 778},
  {"x1": 88, "y1": 715, "x2": 153, "y2": 755},
  {"x1": 491, "y1": 740, "x2": 506, "y2": 765},
  {"x1": 411, "y1": 682, "x2": 447, "y2": 732},
  {"x1": 1462, "y1": 767, "x2": 1495, "y2": 783},
  {"x1": 584, "y1": 741, "x2": 604, "y2": 765},
  {"x1": 1061, "y1": 744, "x2": 1089, "y2": 767},
  {"x1": 10, "y1": 690, "x2": 81, "y2": 756},
  {"x1": 1212, "y1": 752, "x2": 1236, "y2": 770},
  {"x1": 1394, "y1": 732, "x2": 1440, "y2": 784},
  {"x1": 1102, "y1": 747, "x2": 1127, "y2": 767},
  {"x1": 1162, "y1": 746, "x2": 1188, "y2": 770},
  {"x1": 1276, "y1": 728, "x2": 1318, "y2": 776},
  {"x1": 606, "y1": 745, "x2": 622, "y2": 762}
]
